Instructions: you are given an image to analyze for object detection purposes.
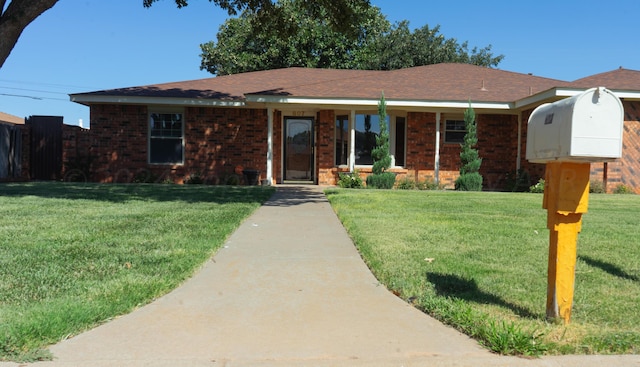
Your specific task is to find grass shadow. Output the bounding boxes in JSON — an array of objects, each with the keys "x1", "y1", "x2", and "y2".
[
  {"x1": 579, "y1": 255, "x2": 639, "y2": 282},
  {"x1": 426, "y1": 272, "x2": 541, "y2": 320},
  {"x1": 0, "y1": 182, "x2": 275, "y2": 204}
]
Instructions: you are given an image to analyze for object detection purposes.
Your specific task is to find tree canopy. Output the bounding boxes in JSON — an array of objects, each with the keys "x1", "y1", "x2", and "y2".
[
  {"x1": 359, "y1": 21, "x2": 504, "y2": 70},
  {"x1": 200, "y1": 0, "x2": 388, "y2": 75},
  {"x1": 200, "y1": 1, "x2": 504, "y2": 75}
]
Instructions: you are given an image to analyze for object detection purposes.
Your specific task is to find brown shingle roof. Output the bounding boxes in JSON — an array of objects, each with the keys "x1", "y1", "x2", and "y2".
[
  {"x1": 570, "y1": 67, "x2": 640, "y2": 90},
  {"x1": 78, "y1": 63, "x2": 571, "y2": 104}
]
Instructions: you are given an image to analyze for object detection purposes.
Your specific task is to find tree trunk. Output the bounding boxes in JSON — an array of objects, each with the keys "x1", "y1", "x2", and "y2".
[{"x1": 0, "y1": 0, "x2": 59, "y2": 69}]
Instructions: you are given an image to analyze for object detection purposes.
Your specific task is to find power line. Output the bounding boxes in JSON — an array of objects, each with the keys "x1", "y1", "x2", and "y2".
[
  {"x1": 0, "y1": 86, "x2": 69, "y2": 95},
  {"x1": 0, "y1": 78, "x2": 97, "y2": 91},
  {"x1": 0, "y1": 92, "x2": 68, "y2": 101}
]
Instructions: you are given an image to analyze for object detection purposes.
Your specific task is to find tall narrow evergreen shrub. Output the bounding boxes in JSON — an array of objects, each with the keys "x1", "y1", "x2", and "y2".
[
  {"x1": 367, "y1": 92, "x2": 396, "y2": 189},
  {"x1": 455, "y1": 102, "x2": 483, "y2": 191}
]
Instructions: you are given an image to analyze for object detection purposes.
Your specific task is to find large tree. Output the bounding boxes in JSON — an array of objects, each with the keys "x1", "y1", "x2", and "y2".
[
  {"x1": 200, "y1": 0, "x2": 388, "y2": 75},
  {"x1": 0, "y1": 0, "x2": 59, "y2": 69},
  {"x1": 201, "y1": 6, "x2": 504, "y2": 75},
  {"x1": 0, "y1": 0, "x2": 371, "y2": 70},
  {"x1": 356, "y1": 21, "x2": 503, "y2": 70}
]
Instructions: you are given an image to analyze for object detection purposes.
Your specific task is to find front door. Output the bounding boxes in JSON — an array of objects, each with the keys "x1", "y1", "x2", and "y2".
[{"x1": 284, "y1": 117, "x2": 313, "y2": 181}]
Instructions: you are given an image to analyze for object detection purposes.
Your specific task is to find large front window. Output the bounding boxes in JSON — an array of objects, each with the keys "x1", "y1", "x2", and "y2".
[
  {"x1": 335, "y1": 114, "x2": 405, "y2": 167},
  {"x1": 149, "y1": 112, "x2": 184, "y2": 164},
  {"x1": 355, "y1": 114, "x2": 386, "y2": 165}
]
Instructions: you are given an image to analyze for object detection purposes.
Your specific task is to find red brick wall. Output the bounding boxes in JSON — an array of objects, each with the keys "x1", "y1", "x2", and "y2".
[
  {"x1": 316, "y1": 110, "x2": 336, "y2": 185},
  {"x1": 88, "y1": 104, "x2": 268, "y2": 184},
  {"x1": 184, "y1": 107, "x2": 268, "y2": 184},
  {"x1": 476, "y1": 114, "x2": 519, "y2": 190},
  {"x1": 616, "y1": 101, "x2": 640, "y2": 193},
  {"x1": 61, "y1": 124, "x2": 91, "y2": 181},
  {"x1": 519, "y1": 109, "x2": 546, "y2": 186},
  {"x1": 404, "y1": 112, "x2": 441, "y2": 184},
  {"x1": 89, "y1": 104, "x2": 148, "y2": 182}
]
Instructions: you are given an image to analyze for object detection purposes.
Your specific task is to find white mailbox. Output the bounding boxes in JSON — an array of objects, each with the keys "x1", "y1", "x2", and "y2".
[{"x1": 526, "y1": 87, "x2": 623, "y2": 163}]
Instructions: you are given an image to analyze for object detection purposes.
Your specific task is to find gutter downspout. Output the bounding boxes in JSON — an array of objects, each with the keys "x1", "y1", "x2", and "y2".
[
  {"x1": 267, "y1": 107, "x2": 273, "y2": 185},
  {"x1": 349, "y1": 109, "x2": 356, "y2": 172},
  {"x1": 435, "y1": 112, "x2": 441, "y2": 185}
]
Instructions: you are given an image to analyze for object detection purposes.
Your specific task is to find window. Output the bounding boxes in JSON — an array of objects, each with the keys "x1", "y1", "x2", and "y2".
[
  {"x1": 149, "y1": 112, "x2": 184, "y2": 164},
  {"x1": 355, "y1": 114, "x2": 387, "y2": 165},
  {"x1": 445, "y1": 119, "x2": 466, "y2": 144},
  {"x1": 335, "y1": 115, "x2": 349, "y2": 166},
  {"x1": 333, "y1": 114, "x2": 405, "y2": 167}
]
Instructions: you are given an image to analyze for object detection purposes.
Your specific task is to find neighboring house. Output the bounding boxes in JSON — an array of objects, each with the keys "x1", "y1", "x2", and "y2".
[
  {"x1": 0, "y1": 112, "x2": 24, "y2": 125},
  {"x1": 70, "y1": 63, "x2": 640, "y2": 192}
]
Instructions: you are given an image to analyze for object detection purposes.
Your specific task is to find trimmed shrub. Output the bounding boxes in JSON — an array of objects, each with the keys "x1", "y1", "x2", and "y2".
[
  {"x1": 613, "y1": 184, "x2": 634, "y2": 194},
  {"x1": 529, "y1": 178, "x2": 545, "y2": 193},
  {"x1": 337, "y1": 170, "x2": 364, "y2": 188},
  {"x1": 589, "y1": 180, "x2": 606, "y2": 194},
  {"x1": 185, "y1": 172, "x2": 204, "y2": 184},
  {"x1": 396, "y1": 177, "x2": 416, "y2": 190},
  {"x1": 455, "y1": 102, "x2": 483, "y2": 191},
  {"x1": 455, "y1": 172, "x2": 483, "y2": 191},
  {"x1": 366, "y1": 172, "x2": 396, "y2": 189},
  {"x1": 504, "y1": 169, "x2": 531, "y2": 192}
]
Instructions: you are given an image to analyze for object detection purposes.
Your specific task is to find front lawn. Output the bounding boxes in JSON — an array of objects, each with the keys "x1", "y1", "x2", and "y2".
[
  {"x1": 0, "y1": 183, "x2": 274, "y2": 361},
  {"x1": 326, "y1": 189, "x2": 640, "y2": 356}
]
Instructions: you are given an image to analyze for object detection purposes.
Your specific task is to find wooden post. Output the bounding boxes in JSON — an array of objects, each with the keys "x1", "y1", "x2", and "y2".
[{"x1": 542, "y1": 161, "x2": 591, "y2": 323}]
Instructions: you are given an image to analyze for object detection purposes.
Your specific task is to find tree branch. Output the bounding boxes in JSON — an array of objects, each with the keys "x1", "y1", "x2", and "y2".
[{"x1": 0, "y1": 0, "x2": 59, "y2": 69}]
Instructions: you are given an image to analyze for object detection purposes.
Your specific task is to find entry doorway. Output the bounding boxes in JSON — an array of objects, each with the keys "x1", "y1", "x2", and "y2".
[{"x1": 284, "y1": 117, "x2": 314, "y2": 182}]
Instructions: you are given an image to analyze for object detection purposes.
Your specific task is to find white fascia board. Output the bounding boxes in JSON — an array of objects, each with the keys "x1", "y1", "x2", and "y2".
[
  {"x1": 69, "y1": 94, "x2": 246, "y2": 107},
  {"x1": 513, "y1": 88, "x2": 585, "y2": 109},
  {"x1": 246, "y1": 95, "x2": 512, "y2": 110},
  {"x1": 514, "y1": 87, "x2": 640, "y2": 108}
]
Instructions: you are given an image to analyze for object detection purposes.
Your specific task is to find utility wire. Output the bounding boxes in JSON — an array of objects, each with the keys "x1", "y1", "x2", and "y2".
[
  {"x1": 0, "y1": 92, "x2": 68, "y2": 101},
  {"x1": 0, "y1": 86, "x2": 69, "y2": 95}
]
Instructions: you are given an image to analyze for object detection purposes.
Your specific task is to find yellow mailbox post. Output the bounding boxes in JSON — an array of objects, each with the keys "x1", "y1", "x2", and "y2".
[{"x1": 526, "y1": 87, "x2": 623, "y2": 323}]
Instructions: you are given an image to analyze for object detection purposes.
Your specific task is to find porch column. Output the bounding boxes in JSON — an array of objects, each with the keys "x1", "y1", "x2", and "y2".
[
  {"x1": 435, "y1": 112, "x2": 441, "y2": 185},
  {"x1": 349, "y1": 109, "x2": 356, "y2": 172},
  {"x1": 267, "y1": 107, "x2": 273, "y2": 185}
]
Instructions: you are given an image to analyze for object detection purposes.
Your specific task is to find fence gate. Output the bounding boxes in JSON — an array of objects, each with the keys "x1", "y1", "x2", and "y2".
[{"x1": 27, "y1": 116, "x2": 63, "y2": 180}]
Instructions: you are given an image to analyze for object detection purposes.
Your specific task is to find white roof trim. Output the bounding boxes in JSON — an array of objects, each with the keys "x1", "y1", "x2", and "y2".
[
  {"x1": 245, "y1": 95, "x2": 513, "y2": 110},
  {"x1": 69, "y1": 94, "x2": 246, "y2": 107},
  {"x1": 513, "y1": 88, "x2": 586, "y2": 109},
  {"x1": 515, "y1": 87, "x2": 640, "y2": 109}
]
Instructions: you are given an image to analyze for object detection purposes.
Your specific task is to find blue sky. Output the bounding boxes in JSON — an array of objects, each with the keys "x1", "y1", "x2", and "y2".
[{"x1": 1, "y1": 0, "x2": 639, "y2": 128}]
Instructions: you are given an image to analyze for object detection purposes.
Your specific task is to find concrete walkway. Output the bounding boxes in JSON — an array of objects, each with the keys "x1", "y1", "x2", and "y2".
[{"x1": 7, "y1": 186, "x2": 639, "y2": 367}]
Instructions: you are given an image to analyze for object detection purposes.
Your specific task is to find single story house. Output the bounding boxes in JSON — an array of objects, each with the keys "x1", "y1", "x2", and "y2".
[{"x1": 70, "y1": 63, "x2": 640, "y2": 192}]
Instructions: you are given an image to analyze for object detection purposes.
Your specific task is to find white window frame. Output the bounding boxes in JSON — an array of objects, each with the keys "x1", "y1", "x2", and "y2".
[
  {"x1": 444, "y1": 117, "x2": 467, "y2": 144},
  {"x1": 345, "y1": 113, "x2": 405, "y2": 168},
  {"x1": 148, "y1": 108, "x2": 185, "y2": 165}
]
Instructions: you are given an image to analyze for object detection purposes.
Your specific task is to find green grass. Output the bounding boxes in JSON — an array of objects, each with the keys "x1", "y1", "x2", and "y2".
[
  {"x1": 326, "y1": 189, "x2": 640, "y2": 356},
  {"x1": 0, "y1": 182, "x2": 275, "y2": 362}
]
